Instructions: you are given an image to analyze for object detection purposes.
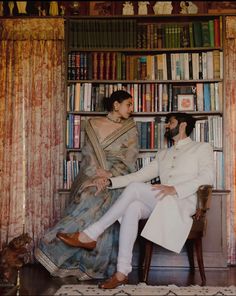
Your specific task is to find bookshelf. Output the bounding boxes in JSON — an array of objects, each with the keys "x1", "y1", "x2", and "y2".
[
  {"x1": 61, "y1": 12, "x2": 228, "y2": 267},
  {"x1": 64, "y1": 13, "x2": 224, "y2": 190}
]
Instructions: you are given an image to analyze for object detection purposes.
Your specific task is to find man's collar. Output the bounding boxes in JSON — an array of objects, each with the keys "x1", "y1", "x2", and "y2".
[{"x1": 174, "y1": 137, "x2": 192, "y2": 148}]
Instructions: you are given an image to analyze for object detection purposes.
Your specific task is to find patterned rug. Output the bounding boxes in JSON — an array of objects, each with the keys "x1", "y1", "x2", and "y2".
[{"x1": 54, "y1": 283, "x2": 236, "y2": 295}]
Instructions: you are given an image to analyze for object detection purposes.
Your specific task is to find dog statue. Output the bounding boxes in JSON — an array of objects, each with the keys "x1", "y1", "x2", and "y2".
[{"x1": 0, "y1": 233, "x2": 32, "y2": 284}]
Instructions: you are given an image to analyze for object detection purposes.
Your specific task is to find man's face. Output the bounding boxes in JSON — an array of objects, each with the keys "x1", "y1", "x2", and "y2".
[{"x1": 164, "y1": 116, "x2": 180, "y2": 139}]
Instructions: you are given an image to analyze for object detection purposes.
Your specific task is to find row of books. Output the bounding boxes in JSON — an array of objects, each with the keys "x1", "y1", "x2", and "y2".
[
  {"x1": 63, "y1": 150, "x2": 224, "y2": 190},
  {"x1": 68, "y1": 18, "x2": 222, "y2": 49},
  {"x1": 68, "y1": 51, "x2": 223, "y2": 81},
  {"x1": 67, "y1": 82, "x2": 223, "y2": 113},
  {"x1": 66, "y1": 115, "x2": 222, "y2": 151},
  {"x1": 134, "y1": 116, "x2": 222, "y2": 150},
  {"x1": 69, "y1": 19, "x2": 137, "y2": 49},
  {"x1": 63, "y1": 152, "x2": 81, "y2": 189},
  {"x1": 191, "y1": 116, "x2": 223, "y2": 149},
  {"x1": 137, "y1": 19, "x2": 222, "y2": 49},
  {"x1": 66, "y1": 114, "x2": 82, "y2": 149}
]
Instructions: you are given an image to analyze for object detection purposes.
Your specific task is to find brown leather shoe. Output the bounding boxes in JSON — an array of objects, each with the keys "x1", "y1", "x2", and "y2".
[
  {"x1": 56, "y1": 232, "x2": 96, "y2": 250},
  {"x1": 98, "y1": 273, "x2": 128, "y2": 289}
]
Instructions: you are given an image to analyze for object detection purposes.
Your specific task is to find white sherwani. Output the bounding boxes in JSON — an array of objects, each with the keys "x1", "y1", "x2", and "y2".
[{"x1": 110, "y1": 137, "x2": 214, "y2": 253}]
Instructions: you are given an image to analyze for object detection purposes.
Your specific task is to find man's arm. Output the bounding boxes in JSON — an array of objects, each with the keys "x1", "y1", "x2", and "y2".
[
  {"x1": 174, "y1": 143, "x2": 214, "y2": 199},
  {"x1": 109, "y1": 157, "x2": 159, "y2": 189}
]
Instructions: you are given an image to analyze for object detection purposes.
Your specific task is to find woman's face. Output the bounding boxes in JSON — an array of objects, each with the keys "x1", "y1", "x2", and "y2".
[{"x1": 115, "y1": 98, "x2": 134, "y2": 119}]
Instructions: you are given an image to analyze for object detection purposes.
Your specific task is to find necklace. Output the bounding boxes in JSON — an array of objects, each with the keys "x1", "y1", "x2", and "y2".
[{"x1": 106, "y1": 113, "x2": 122, "y2": 123}]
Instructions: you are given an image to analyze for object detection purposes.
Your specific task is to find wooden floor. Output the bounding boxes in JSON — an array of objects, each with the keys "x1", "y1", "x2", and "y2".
[{"x1": 1, "y1": 264, "x2": 236, "y2": 296}]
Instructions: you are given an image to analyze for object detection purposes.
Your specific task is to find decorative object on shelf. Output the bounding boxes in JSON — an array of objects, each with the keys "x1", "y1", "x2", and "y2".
[
  {"x1": 138, "y1": 1, "x2": 150, "y2": 15},
  {"x1": 37, "y1": 5, "x2": 46, "y2": 16},
  {"x1": 89, "y1": 1, "x2": 113, "y2": 16},
  {"x1": 177, "y1": 94, "x2": 195, "y2": 111},
  {"x1": 180, "y1": 1, "x2": 198, "y2": 14},
  {"x1": 37, "y1": 4, "x2": 42, "y2": 16},
  {"x1": 16, "y1": 1, "x2": 27, "y2": 14},
  {"x1": 122, "y1": 1, "x2": 134, "y2": 15},
  {"x1": 70, "y1": 1, "x2": 80, "y2": 15},
  {"x1": 8, "y1": 1, "x2": 15, "y2": 16},
  {"x1": 153, "y1": 1, "x2": 173, "y2": 15},
  {"x1": 60, "y1": 4, "x2": 66, "y2": 16},
  {"x1": 0, "y1": 1, "x2": 3, "y2": 16},
  {"x1": 49, "y1": 1, "x2": 59, "y2": 16}
]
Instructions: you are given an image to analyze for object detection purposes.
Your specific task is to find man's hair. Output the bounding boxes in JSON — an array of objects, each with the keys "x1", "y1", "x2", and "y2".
[{"x1": 165, "y1": 112, "x2": 196, "y2": 136}]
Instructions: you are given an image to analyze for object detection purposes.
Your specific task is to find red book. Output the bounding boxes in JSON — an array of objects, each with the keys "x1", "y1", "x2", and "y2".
[
  {"x1": 112, "y1": 52, "x2": 117, "y2": 80},
  {"x1": 214, "y1": 19, "x2": 220, "y2": 47},
  {"x1": 150, "y1": 121, "x2": 155, "y2": 149},
  {"x1": 93, "y1": 52, "x2": 98, "y2": 80},
  {"x1": 105, "y1": 52, "x2": 111, "y2": 80},
  {"x1": 99, "y1": 52, "x2": 104, "y2": 80}
]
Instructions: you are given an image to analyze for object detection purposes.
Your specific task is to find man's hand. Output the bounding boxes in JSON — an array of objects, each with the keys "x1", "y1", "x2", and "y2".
[{"x1": 151, "y1": 184, "x2": 177, "y2": 200}]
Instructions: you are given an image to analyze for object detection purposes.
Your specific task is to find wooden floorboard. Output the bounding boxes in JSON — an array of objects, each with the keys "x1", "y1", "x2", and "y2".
[{"x1": 1, "y1": 263, "x2": 236, "y2": 295}]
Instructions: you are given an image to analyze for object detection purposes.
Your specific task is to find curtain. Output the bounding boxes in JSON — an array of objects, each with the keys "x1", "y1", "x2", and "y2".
[
  {"x1": 0, "y1": 19, "x2": 65, "y2": 249},
  {"x1": 225, "y1": 16, "x2": 236, "y2": 265}
]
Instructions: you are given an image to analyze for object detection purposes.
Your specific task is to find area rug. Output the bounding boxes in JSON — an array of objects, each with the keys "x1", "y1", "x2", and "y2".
[{"x1": 54, "y1": 283, "x2": 236, "y2": 295}]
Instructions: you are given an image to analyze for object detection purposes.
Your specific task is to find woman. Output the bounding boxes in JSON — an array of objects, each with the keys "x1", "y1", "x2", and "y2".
[{"x1": 35, "y1": 90, "x2": 139, "y2": 280}]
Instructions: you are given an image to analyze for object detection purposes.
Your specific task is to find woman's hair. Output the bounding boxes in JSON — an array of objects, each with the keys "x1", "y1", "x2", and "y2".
[
  {"x1": 165, "y1": 112, "x2": 196, "y2": 136},
  {"x1": 103, "y1": 90, "x2": 132, "y2": 112}
]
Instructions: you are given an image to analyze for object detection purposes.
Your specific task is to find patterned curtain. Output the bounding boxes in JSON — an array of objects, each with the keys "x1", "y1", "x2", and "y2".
[
  {"x1": 225, "y1": 16, "x2": 236, "y2": 265},
  {"x1": 0, "y1": 19, "x2": 65, "y2": 249}
]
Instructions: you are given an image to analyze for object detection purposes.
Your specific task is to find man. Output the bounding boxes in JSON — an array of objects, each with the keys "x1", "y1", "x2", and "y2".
[{"x1": 57, "y1": 112, "x2": 214, "y2": 289}]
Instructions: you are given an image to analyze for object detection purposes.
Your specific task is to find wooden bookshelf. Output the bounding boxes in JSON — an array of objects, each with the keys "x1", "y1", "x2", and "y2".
[
  {"x1": 64, "y1": 13, "x2": 225, "y2": 189},
  {"x1": 61, "y1": 11, "x2": 229, "y2": 268}
]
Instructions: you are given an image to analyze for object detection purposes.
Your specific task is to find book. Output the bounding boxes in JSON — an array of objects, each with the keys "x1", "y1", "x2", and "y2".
[
  {"x1": 214, "y1": 18, "x2": 221, "y2": 47},
  {"x1": 213, "y1": 50, "x2": 221, "y2": 79},
  {"x1": 73, "y1": 115, "x2": 81, "y2": 149},
  {"x1": 203, "y1": 83, "x2": 211, "y2": 111},
  {"x1": 196, "y1": 83, "x2": 204, "y2": 111},
  {"x1": 193, "y1": 22, "x2": 202, "y2": 47},
  {"x1": 208, "y1": 20, "x2": 215, "y2": 47},
  {"x1": 201, "y1": 21, "x2": 211, "y2": 47}
]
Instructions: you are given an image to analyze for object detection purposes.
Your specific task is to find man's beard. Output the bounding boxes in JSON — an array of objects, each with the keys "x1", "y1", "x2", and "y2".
[{"x1": 164, "y1": 124, "x2": 180, "y2": 139}]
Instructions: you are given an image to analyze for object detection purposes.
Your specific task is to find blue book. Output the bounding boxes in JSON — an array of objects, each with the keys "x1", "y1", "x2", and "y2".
[
  {"x1": 203, "y1": 83, "x2": 211, "y2": 111},
  {"x1": 141, "y1": 122, "x2": 148, "y2": 149}
]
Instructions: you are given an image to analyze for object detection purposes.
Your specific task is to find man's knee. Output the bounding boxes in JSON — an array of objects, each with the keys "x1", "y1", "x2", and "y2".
[{"x1": 125, "y1": 201, "x2": 144, "y2": 220}]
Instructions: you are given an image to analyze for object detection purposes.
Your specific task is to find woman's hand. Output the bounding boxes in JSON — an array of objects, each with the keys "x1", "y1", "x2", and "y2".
[
  {"x1": 96, "y1": 168, "x2": 112, "y2": 178},
  {"x1": 81, "y1": 177, "x2": 110, "y2": 196},
  {"x1": 151, "y1": 184, "x2": 177, "y2": 200},
  {"x1": 93, "y1": 177, "x2": 110, "y2": 195}
]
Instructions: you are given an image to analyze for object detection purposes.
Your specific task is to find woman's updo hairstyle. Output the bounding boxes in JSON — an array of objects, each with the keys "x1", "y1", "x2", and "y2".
[{"x1": 103, "y1": 90, "x2": 132, "y2": 112}]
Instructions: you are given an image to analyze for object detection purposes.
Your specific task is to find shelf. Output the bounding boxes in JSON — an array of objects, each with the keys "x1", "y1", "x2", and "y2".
[
  {"x1": 68, "y1": 47, "x2": 223, "y2": 53},
  {"x1": 58, "y1": 188, "x2": 230, "y2": 194},
  {"x1": 65, "y1": 14, "x2": 226, "y2": 20},
  {"x1": 66, "y1": 147, "x2": 223, "y2": 153},
  {"x1": 67, "y1": 111, "x2": 223, "y2": 116},
  {"x1": 67, "y1": 79, "x2": 223, "y2": 84}
]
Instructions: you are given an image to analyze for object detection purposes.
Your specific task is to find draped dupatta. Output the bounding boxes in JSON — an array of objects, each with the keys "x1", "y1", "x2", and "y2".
[
  {"x1": 224, "y1": 16, "x2": 236, "y2": 264},
  {"x1": 0, "y1": 19, "x2": 65, "y2": 249}
]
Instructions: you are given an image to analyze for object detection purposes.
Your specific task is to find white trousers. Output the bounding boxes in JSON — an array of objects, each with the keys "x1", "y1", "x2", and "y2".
[{"x1": 84, "y1": 182, "x2": 158, "y2": 276}]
